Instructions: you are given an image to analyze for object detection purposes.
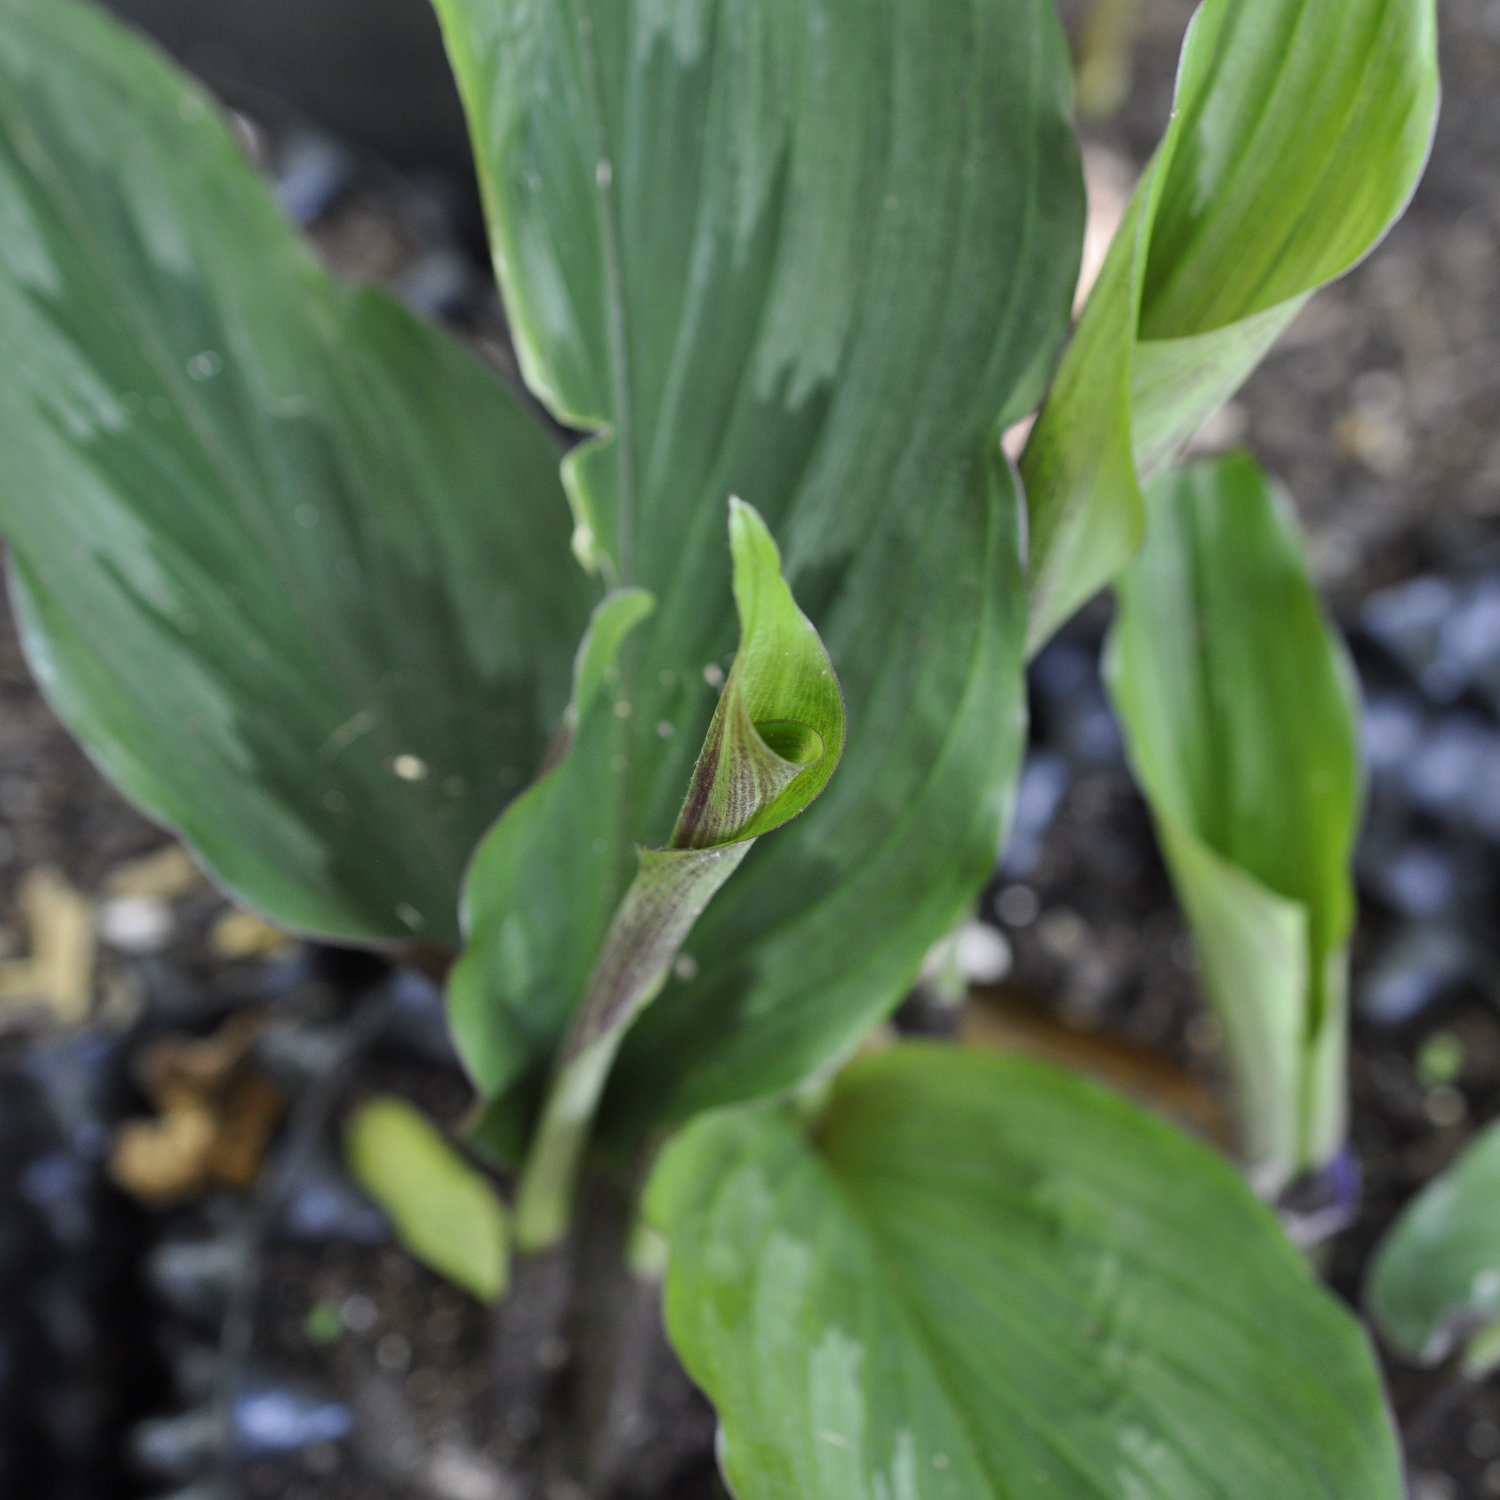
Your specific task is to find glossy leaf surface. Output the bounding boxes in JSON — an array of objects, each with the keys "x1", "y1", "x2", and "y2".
[
  {"x1": 1367, "y1": 1119, "x2": 1500, "y2": 1368},
  {"x1": 0, "y1": 0, "x2": 591, "y2": 945},
  {"x1": 1021, "y1": 0, "x2": 1439, "y2": 650},
  {"x1": 434, "y1": 0, "x2": 1076, "y2": 1133},
  {"x1": 652, "y1": 1045, "x2": 1402, "y2": 1500},
  {"x1": 346, "y1": 1096, "x2": 509, "y2": 1303},
  {"x1": 1106, "y1": 455, "x2": 1362, "y2": 1189}
]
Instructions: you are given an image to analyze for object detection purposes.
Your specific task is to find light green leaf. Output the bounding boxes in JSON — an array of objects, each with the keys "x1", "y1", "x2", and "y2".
[
  {"x1": 1367, "y1": 1120, "x2": 1500, "y2": 1371},
  {"x1": 0, "y1": 0, "x2": 592, "y2": 946},
  {"x1": 434, "y1": 0, "x2": 1076, "y2": 1133},
  {"x1": 346, "y1": 1095, "x2": 509, "y2": 1303},
  {"x1": 1105, "y1": 454, "x2": 1362, "y2": 1190},
  {"x1": 651, "y1": 1044, "x2": 1402, "y2": 1500},
  {"x1": 1022, "y1": 0, "x2": 1439, "y2": 651},
  {"x1": 670, "y1": 500, "x2": 843, "y2": 849}
]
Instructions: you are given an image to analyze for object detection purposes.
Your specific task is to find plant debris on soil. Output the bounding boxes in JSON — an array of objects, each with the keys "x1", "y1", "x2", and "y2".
[{"x1": 0, "y1": 1, "x2": 1498, "y2": 1496}]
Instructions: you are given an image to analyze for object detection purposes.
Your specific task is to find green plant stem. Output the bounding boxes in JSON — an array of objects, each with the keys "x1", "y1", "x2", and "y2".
[
  {"x1": 513, "y1": 844, "x2": 751, "y2": 1252},
  {"x1": 514, "y1": 1030, "x2": 625, "y2": 1252},
  {"x1": 1299, "y1": 965, "x2": 1349, "y2": 1181}
]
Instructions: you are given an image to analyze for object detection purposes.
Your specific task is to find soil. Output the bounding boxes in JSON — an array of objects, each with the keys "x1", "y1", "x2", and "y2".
[{"x1": 0, "y1": 0, "x2": 1497, "y2": 1496}]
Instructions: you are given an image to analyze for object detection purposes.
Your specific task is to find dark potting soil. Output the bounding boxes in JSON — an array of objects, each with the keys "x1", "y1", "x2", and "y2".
[{"x1": 0, "y1": 0, "x2": 1497, "y2": 1495}]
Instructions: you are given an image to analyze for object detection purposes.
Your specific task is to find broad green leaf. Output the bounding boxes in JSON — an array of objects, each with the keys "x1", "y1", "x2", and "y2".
[
  {"x1": 651, "y1": 1044, "x2": 1402, "y2": 1500},
  {"x1": 1367, "y1": 1120, "x2": 1500, "y2": 1371},
  {"x1": 511, "y1": 500, "x2": 843, "y2": 1247},
  {"x1": 432, "y1": 0, "x2": 1082, "y2": 589},
  {"x1": 1021, "y1": 0, "x2": 1439, "y2": 651},
  {"x1": 346, "y1": 1095, "x2": 509, "y2": 1303},
  {"x1": 433, "y1": 0, "x2": 1077, "y2": 1132},
  {"x1": 1105, "y1": 454, "x2": 1362, "y2": 1190},
  {"x1": 0, "y1": 0, "x2": 592, "y2": 946}
]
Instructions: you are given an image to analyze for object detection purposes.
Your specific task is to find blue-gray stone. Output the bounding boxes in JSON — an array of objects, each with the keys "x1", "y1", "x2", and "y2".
[
  {"x1": 1361, "y1": 926, "x2": 1475, "y2": 1026},
  {"x1": 231, "y1": 1382, "x2": 353, "y2": 1455}
]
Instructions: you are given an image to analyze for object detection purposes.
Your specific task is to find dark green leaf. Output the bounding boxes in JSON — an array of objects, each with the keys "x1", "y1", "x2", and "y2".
[
  {"x1": 433, "y1": 0, "x2": 1082, "y2": 591},
  {"x1": 0, "y1": 0, "x2": 592, "y2": 945},
  {"x1": 651, "y1": 1044, "x2": 1401, "y2": 1500},
  {"x1": 1105, "y1": 454, "x2": 1362, "y2": 1189},
  {"x1": 461, "y1": 451, "x2": 1028, "y2": 1157},
  {"x1": 433, "y1": 0, "x2": 1077, "y2": 1132},
  {"x1": 346, "y1": 1095, "x2": 509, "y2": 1303},
  {"x1": 1367, "y1": 1119, "x2": 1500, "y2": 1370},
  {"x1": 1022, "y1": 0, "x2": 1439, "y2": 650}
]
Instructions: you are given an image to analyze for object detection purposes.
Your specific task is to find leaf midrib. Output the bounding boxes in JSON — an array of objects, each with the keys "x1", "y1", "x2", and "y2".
[
  {"x1": 565, "y1": 0, "x2": 638, "y2": 587},
  {"x1": 821, "y1": 1150, "x2": 1373, "y2": 1500},
  {"x1": 808, "y1": 1148, "x2": 1114, "y2": 1500}
]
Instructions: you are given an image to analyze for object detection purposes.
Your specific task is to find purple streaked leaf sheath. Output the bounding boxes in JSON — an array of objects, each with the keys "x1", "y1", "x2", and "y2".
[
  {"x1": 569, "y1": 845, "x2": 750, "y2": 1056},
  {"x1": 671, "y1": 498, "x2": 842, "y2": 850},
  {"x1": 513, "y1": 500, "x2": 844, "y2": 1250}
]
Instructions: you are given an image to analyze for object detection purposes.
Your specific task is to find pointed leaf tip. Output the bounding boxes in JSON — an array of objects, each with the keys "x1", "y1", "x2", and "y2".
[
  {"x1": 1022, "y1": 0, "x2": 1439, "y2": 651},
  {"x1": 509, "y1": 505, "x2": 844, "y2": 1246},
  {"x1": 673, "y1": 500, "x2": 845, "y2": 851},
  {"x1": 1106, "y1": 454, "x2": 1360, "y2": 1187}
]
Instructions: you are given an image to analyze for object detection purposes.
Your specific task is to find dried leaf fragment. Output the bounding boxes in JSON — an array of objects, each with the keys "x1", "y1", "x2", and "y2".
[
  {"x1": 110, "y1": 1010, "x2": 284, "y2": 1206},
  {"x1": 0, "y1": 867, "x2": 96, "y2": 1026}
]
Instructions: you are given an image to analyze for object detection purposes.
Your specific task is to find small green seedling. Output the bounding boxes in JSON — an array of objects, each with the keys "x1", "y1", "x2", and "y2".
[{"x1": 1368, "y1": 1119, "x2": 1500, "y2": 1378}]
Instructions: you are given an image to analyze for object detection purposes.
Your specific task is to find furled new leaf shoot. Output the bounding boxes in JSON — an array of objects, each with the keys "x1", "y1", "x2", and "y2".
[
  {"x1": 1023, "y1": 0, "x2": 1440, "y2": 651},
  {"x1": 1106, "y1": 454, "x2": 1362, "y2": 1192},
  {"x1": 513, "y1": 500, "x2": 844, "y2": 1249}
]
